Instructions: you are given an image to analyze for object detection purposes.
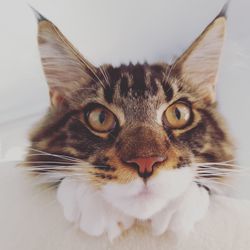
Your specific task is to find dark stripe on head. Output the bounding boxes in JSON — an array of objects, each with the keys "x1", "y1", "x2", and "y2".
[
  {"x1": 103, "y1": 66, "x2": 120, "y2": 103},
  {"x1": 149, "y1": 76, "x2": 159, "y2": 96},
  {"x1": 120, "y1": 76, "x2": 129, "y2": 97},
  {"x1": 103, "y1": 86, "x2": 114, "y2": 103},
  {"x1": 130, "y1": 64, "x2": 147, "y2": 96},
  {"x1": 162, "y1": 81, "x2": 174, "y2": 102}
]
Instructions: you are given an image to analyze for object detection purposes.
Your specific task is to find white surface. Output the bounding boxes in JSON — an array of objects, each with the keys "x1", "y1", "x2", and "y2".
[{"x1": 0, "y1": 165, "x2": 250, "y2": 250}]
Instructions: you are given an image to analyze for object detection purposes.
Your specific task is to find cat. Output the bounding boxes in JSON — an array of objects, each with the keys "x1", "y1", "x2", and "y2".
[{"x1": 23, "y1": 5, "x2": 234, "y2": 241}]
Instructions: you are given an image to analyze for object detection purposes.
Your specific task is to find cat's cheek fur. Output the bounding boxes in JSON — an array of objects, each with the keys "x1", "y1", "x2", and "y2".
[
  {"x1": 101, "y1": 168, "x2": 194, "y2": 220},
  {"x1": 151, "y1": 183, "x2": 210, "y2": 238},
  {"x1": 57, "y1": 178, "x2": 134, "y2": 241}
]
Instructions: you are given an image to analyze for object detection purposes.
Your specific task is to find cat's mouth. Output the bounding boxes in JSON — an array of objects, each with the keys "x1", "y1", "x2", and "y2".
[
  {"x1": 130, "y1": 182, "x2": 159, "y2": 201},
  {"x1": 137, "y1": 186, "x2": 151, "y2": 195}
]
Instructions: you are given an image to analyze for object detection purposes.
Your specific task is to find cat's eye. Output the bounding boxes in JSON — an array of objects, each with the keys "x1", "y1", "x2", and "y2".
[
  {"x1": 86, "y1": 106, "x2": 117, "y2": 133},
  {"x1": 164, "y1": 103, "x2": 191, "y2": 129}
]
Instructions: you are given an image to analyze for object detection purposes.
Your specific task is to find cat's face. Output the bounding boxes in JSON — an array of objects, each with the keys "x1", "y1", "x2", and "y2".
[{"x1": 25, "y1": 13, "x2": 234, "y2": 219}]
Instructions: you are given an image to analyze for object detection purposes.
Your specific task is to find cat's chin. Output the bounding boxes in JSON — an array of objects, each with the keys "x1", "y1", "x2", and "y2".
[{"x1": 101, "y1": 167, "x2": 194, "y2": 220}]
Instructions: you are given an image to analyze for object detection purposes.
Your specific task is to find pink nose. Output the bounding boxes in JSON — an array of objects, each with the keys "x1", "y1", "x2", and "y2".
[{"x1": 127, "y1": 156, "x2": 166, "y2": 178}]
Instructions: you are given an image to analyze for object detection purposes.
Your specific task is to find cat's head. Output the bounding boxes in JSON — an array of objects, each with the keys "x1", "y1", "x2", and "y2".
[{"x1": 25, "y1": 9, "x2": 234, "y2": 219}]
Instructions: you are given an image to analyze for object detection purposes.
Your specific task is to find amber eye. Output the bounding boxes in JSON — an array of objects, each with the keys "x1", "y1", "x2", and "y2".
[
  {"x1": 86, "y1": 106, "x2": 117, "y2": 133},
  {"x1": 164, "y1": 103, "x2": 191, "y2": 129}
]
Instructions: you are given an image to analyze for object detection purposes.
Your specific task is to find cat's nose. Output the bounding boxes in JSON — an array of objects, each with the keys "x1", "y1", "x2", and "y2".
[{"x1": 126, "y1": 156, "x2": 166, "y2": 179}]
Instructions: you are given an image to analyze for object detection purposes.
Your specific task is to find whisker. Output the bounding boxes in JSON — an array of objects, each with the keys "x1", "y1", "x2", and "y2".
[
  {"x1": 20, "y1": 161, "x2": 78, "y2": 165},
  {"x1": 194, "y1": 163, "x2": 236, "y2": 167},
  {"x1": 196, "y1": 169, "x2": 250, "y2": 174},
  {"x1": 197, "y1": 173, "x2": 247, "y2": 178},
  {"x1": 29, "y1": 172, "x2": 90, "y2": 178},
  {"x1": 99, "y1": 65, "x2": 110, "y2": 87},
  {"x1": 81, "y1": 59, "x2": 106, "y2": 89},
  {"x1": 193, "y1": 159, "x2": 236, "y2": 165},
  {"x1": 163, "y1": 56, "x2": 176, "y2": 97},
  {"x1": 27, "y1": 148, "x2": 81, "y2": 162},
  {"x1": 195, "y1": 165, "x2": 250, "y2": 172},
  {"x1": 28, "y1": 148, "x2": 81, "y2": 161},
  {"x1": 22, "y1": 166, "x2": 88, "y2": 171},
  {"x1": 195, "y1": 167, "x2": 249, "y2": 172}
]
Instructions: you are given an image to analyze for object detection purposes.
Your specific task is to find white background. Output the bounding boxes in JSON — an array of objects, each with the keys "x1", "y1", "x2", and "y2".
[{"x1": 0, "y1": 0, "x2": 250, "y2": 198}]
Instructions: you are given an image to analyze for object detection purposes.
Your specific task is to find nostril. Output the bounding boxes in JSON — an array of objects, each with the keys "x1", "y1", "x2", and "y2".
[{"x1": 125, "y1": 156, "x2": 166, "y2": 178}]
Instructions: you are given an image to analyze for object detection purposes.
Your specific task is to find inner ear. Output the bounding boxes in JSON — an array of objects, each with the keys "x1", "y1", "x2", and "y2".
[
  {"x1": 173, "y1": 14, "x2": 227, "y2": 103},
  {"x1": 36, "y1": 12, "x2": 98, "y2": 108},
  {"x1": 49, "y1": 88, "x2": 66, "y2": 108}
]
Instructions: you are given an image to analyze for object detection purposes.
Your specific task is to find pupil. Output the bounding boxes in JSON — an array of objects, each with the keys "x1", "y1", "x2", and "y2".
[
  {"x1": 99, "y1": 111, "x2": 106, "y2": 124},
  {"x1": 175, "y1": 108, "x2": 181, "y2": 120}
]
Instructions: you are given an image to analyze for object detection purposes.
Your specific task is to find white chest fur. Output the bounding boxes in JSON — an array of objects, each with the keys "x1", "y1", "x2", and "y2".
[{"x1": 57, "y1": 168, "x2": 209, "y2": 241}]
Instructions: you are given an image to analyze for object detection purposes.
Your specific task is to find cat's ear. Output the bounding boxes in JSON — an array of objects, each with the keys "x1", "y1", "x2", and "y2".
[
  {"x1": 174, "y1": 7, "x2": 228, "y2": 103},
  {"x1": 34, "y1": 9, "x2": 97, "y2": 107}
]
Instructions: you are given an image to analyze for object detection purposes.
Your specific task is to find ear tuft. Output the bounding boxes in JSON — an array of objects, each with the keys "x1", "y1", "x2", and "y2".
[
  {"x1": 173, "y1": 11, "x2": 227, "y2": 103},
  {"x1": 35, "y1": 16, "x2": 98, "y2": 108},
  {"x1": 216, "y1": 1, "x2": 231, "y2": 19},
  {"x1": 29, "y1": 5, "x2": 48, "y2": 23}
]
